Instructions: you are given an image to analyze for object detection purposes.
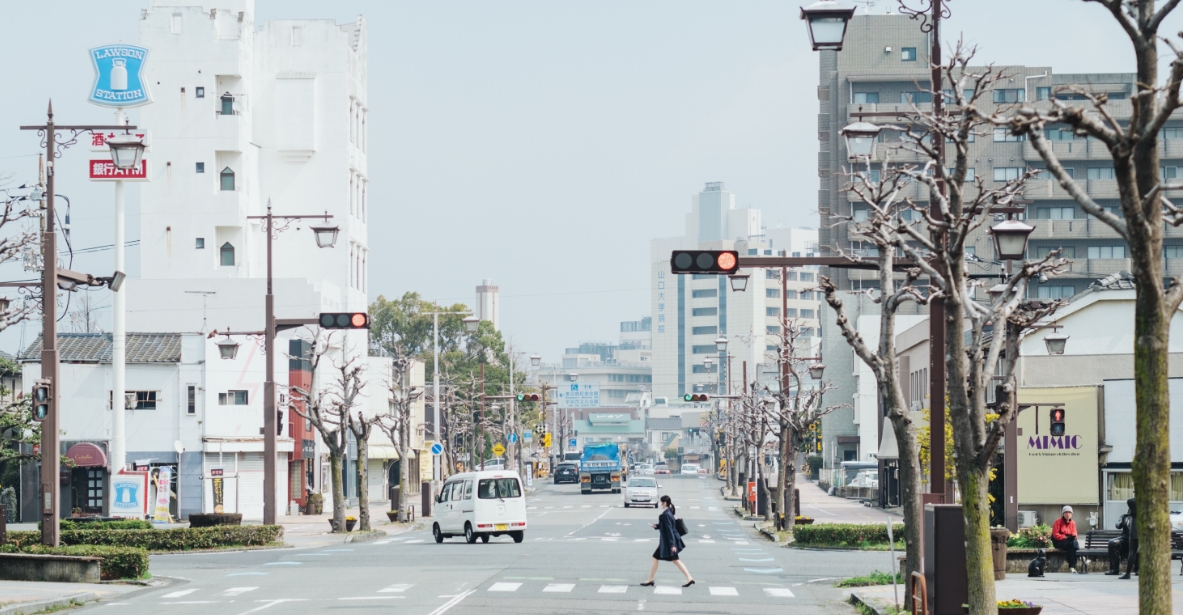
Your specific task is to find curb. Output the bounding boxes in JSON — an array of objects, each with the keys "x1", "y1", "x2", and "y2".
[
  {"x1": 758, "y1": 528, "x2": 781, "y2": 543},
  {"x1": 0, "y1": 592, "x2": 96, "y2": 615},
  {"x1": 848, "y1": 590, "x2": 899, "y2": 615},
  {"x1": 345, "y1": 531, "x2": 387, "y2": 544}
]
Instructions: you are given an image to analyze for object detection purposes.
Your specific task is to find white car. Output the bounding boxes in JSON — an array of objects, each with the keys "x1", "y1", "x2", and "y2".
[
  {"x1": 680, "y1": 463, "x2": 700, "y2": 475},
  {"x1": 623, "y1": 476, "x2": 660, "y2": 508},
  {"x1": 637, "y1": 464, "x2": 654, "y2": 475},
  {"x1": 433, "y1": 470, "x2": 527, "y2": 544},
  {"x1": 482, "y1": 459, "x2": 505, "y2": 470}
]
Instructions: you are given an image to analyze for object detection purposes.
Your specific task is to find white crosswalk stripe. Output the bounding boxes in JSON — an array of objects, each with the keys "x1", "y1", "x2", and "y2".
[
  {"x1": 709, "y1": 586, "x2": 739, "y2": 596},
  {"x1": 598, "y1": 585, "x2": 628, "y2": 593},
  {"x1": 222, "y1": 587, "x2": 258, "y2": 596},
  {"x1": 488, "y1": 582, "x2": 522, "y2": 592},
  {"x1": 653, "y1": 586, "x2": 681, "y2": 595},
  {"x1": 764, "y1": 587, "x2": 795, "y2": 597},
  {"x1": 378, "y1": 584, "x2": 414, "y2": 593},
  {"x1": 162, "y1": 589, "x2": 198, "y2": 599},
  {"x1": 543, "y1": 583, "x2": 574, "y2": 593}
]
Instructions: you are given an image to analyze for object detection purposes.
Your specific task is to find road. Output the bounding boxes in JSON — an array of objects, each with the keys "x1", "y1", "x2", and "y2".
[{"x1": 88, "y1": 475, "x2": 893, "y2": 614}]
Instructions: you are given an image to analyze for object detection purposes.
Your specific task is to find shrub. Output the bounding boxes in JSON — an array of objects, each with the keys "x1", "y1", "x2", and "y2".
[
  {"x1": 188, "y1": 513, "x2": 243, "y2": 528},
  {"x1": 59, "y1": 519, "x2": 153, "y2": 531},
  {"x1": 793, "y1": 523, "x2": 906, "y2": 547},
  {"x1": 806, "y1": 456, "x2": 824, "y2": 479},
  {"x1": 835, "y1": 569, "x2": 904, "y2": 587},
  {"x1": 8, "y1": 525, "x2": 283, "y2": 552},
  {"x1": 0, "y1": 544, "x2": 148, "y2": 580},
  {"x1": 1006, "y1": 524, "x2": 1052, "y2": 549}
]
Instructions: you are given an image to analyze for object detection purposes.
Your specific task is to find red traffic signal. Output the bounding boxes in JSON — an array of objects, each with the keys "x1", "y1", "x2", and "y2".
[
  {"x1": 670, "y1": 250, "x2": 740, "y2": 275},
  {"x1": 1050, "y1": 407, "x2": 1066, "y2": 436},
  {"x1": 319, "y1": 312, "x2": 369, "y2": 329}
]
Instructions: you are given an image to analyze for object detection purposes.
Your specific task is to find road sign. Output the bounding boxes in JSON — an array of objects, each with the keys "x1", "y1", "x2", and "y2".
[
  {"x1": 569, "y1": 438, "x2": 577, "y2": 448},
  {"x1": 430, "y1": 442, "x2": 443, "y2": 456},
  {"x1": 509, "y1": 433, "x2": 518, "y2": 444},
  {"x1": 492, "y1": 443, "x2": 506, "y2": 457},
  {"x1": 524, "y1": 432, "x2": 533, "y2": 442},
  {"x1": 557, "y1": 383, "x2": 600, "y2": 408},
  {"x1": 89, "y1": 45, "x2": 153, "y2": 108}
]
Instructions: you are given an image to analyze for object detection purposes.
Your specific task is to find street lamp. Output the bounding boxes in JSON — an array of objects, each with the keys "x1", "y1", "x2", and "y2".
[
  {"x1": 715, "y1": 336, "x2": 729, "y2": 352},
  {"x1": 808, "y1": 363, "x2": 827, "y2": 380},
  {"x1": 990, "y1": 219, "x2": 1035, "y2": 261},
  {"x1": 987, "y1": 283, "x2": 1010, "y2": 303},
  {"x1": 216, "y1": 339, "x2": 240, "y2": 360},
  {"x1": 463, "y1": 315, "x2": 481, "y2": 333},
  {"x1": 800, "y1": 0, "x2": 856, "y2": 51},
  {"x1": 0, "y1": 297, "x2": 10, "y2": 312},
  {"x1": 530, "y1": 354, "x2": 542, "y2": 368},
  {"x1": 567, "y1": 372, "x2": 578, "y2": 382},
  {"x1": 728, "y1": 273, "x2": 750, "y2": 292},
  {"x1": 1043, "y1": 325, "x2": 1069, "y2": 355},
  {"x1": 105, "y1": 133, "x2": 146, "y2": 170},
  {"x1": 703, "y1": 356, "x2": 714, "y2": 371},
  {"x1": 309, "y1": 224, "x2": 340, "y2": 249},
  {"x1": 840, "y1": 121, "x2": 883, "y2": 160}
]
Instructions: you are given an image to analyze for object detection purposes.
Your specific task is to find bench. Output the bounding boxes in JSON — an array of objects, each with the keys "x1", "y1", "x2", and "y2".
[{"x1": 1054, "y1": 529, "x2": 1183, "y2": 573}]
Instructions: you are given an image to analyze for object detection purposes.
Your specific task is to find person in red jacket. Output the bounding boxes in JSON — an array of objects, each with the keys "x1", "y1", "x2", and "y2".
[{"x1": 1052, "y1": 505, "x2": 1080, "y2": 572}]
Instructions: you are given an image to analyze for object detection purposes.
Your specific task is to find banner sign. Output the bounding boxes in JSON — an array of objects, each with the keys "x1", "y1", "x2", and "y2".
[
  {"x1": 557, "y1": 383, "x2": 601, "y2": 408},
  {"x1": 153, "y1": 466, "x2": 172, "y2": 524},
  {"x1": 89, "y1": 159, "x2": 149, "y2": 181},
  {"x1": 1016, "y1": 386, "x2": 1100, "y2": 505},
  {"x1": 110, "y1": 471, "x2": 148, "y2": 518},
  {"x1": 88, "y1": 45, "x2": 152, "y2": 108},
  {"x1": 212, "y1": 477, "x2": 225, "y2": 514}
]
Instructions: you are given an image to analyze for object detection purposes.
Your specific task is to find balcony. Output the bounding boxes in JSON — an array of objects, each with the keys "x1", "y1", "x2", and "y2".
[
  {"x1": 1023, "y1": 179, "x2": 1073, "y2": 200},
  {"x1": 1022, "y1": 139, "x2": 1113, "y2": 162},
  {"x1": 847, "y1": 102, "x2": 933, "y2": 121},
  {"x1": 1166, "y1": 258, "x2": 1183, "y2": 278},
  {"x1": 1163, "y1": 139, "x2": 1182, "y2": 160},
  {"x1": 1085, "y1": 258, "x2": 1132, "y2": 276},
  {"x1": 1026, "y1": 217, "x2": 1123, "y2": 240}
]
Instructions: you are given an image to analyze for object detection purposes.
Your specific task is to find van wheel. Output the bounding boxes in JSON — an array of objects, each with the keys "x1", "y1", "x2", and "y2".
[
  {"x1": 653, "y1": 503, "x2": 659, "y2": 509},
  {"x1": 480, "y1": 533, "x2": 490, "y2": 544},
  {"x1": 510, "y1": 530, "x2": 524, "y2": 543},
  {"x1": 464, "y1": 523, "x2": 478, "y2": 544},
  {"x1": 433, "y1": 524, "x2": 444, "y2": 543}
]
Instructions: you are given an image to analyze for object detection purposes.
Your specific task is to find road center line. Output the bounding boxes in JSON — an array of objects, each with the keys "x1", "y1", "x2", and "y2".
[{"x1": 426, "y1": 590, "x2": 475, "y2": 615}]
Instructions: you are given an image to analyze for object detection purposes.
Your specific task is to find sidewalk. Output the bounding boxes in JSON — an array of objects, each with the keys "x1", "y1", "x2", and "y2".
[
  {"x1": 795, "y1": 473, "x2": 904, "y2": 525},
  {"x1": 279, "y1": 502, "x2": 423, "y2": 548},
  {"x1": 852, "y1": 570, "x2": 1183, "y2": 615},
  {"x1": 0, "y1": 580, "x2": 143, "y2": 615}
]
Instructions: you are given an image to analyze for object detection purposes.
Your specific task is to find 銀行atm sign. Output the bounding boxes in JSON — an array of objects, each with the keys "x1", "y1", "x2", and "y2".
[{"x1": 89, "y1": 159, "x2": 149, "y2": 181}]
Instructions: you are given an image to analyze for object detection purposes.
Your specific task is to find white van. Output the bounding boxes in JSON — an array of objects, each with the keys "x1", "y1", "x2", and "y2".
[{"x1": 432, "y1": 470, "x2": 528, "y2": 544}]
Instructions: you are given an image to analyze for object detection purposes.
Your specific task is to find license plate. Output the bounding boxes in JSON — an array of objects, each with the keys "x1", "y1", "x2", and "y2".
[{"x1": 495, "y1": 524, "x2": 508, "y2": 531}]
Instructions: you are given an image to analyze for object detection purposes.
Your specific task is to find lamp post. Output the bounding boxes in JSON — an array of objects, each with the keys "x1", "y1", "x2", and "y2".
[{"x1": 426, "y1": 308, "x2": 476, "y2": 484}]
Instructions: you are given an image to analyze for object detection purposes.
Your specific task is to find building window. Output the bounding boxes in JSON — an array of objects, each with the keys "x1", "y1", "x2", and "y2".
[
  {"x1": 691, "y1": 326, "x2": 718, "y2": 335},
  {"x1": 801, "y1": 309, "x2": 817, "y2": 319},
  {"x1": 993, "y1": 167, "x2": 1023, "y2": 182},
  {"x1": 765, "y1": 289, "x2": 779, "y2": 298},
  {"x1": 195, "y1": 238, "x2": 205, "y2": 249},
  {"x1": 691, "y1": 365, "x2": 713, "y2": 374},
  {"x1": 170, "y1": 13, "x2": 182, "y2": 34},
  {"x1": 1030, "y1": 245, "x2": 1074, "y2": 259},
  {"x1": 195, "y1": 162, "x2": 205, "y2": 173},
  {"x1": 901, "y1": 47, "x2": 917, "y2": 61},
  {"x1": 291, "y1": 25, "x2": 303, "y2": 46},
  {"x1": 1161, "y1": 126, "x2": 1183, "y2": 140},
  {"x1": 1037, "y1": 207, "x2": 1077, "y2": 220},
  {"x1": 786, "y1": 290, "x2": 798, "y2": 299},
  {"x1": 691, "y1": 345, "x2": 716, "y2": 354},
  {"x1": 800, "y1": 272, "x2": 815, "y2": 282},
  {"x1": 691, "y1": 307, "x2": 717, "y2": 317},
  {"x1": 220, "y1": 242, "x2": 235, "y2": 266},
  {"x1": 219, "y1": 390, "x2": 249, "y2": 406},
  {"x1": 942, "y1": 88, "x2": 976, "y2": 104},
  {"x1": 993, "y1": 89, "x2": 1025, "y2": 103},
  {"x1": 766, "y1": 307, "x2": 780, "y2": 317},
  {"x1": 1036, "y1": 86, "x2": 1051, "y2": 100},
  {"x1": 766, "y1": 325, "x2": 781, "y2": 334},
  {"x1": 853, "y1": 92, "x2": 880, "y2": 104},
  {"x1": 1162, "y1": 166, "x2": 1181, "y2": 180},
  {"x1": 1044, "y1": 127, "x2": 1082, "y2": 141},
  {"x1": 691, "y1": 274, "x2": 717, "y2": 280},
  {"x1": 220, "y1": 167, "x2": 235, "y2": 191},
  {"x1": 1088, "y1": 245, "x2": 1126, "y2": 259},
  {"x1": 993, "y1": 128, "x2": 1026, "y2": 142},
  {"x1": 1037, "y1": 285, "x2": 1075, "y2": 299},
  {"x1": 691, "y1": 289, "x2": 717, "y2": 299},
  {"x1": 131, "y1": 391, "x2": 158, "y2": 410},
  {"x1": 187, "y1": 385, "x2": 197, "y2": 415},
  {"x1": 1087, "y1": 167, "x2": 1116, "y2": 180},
  {"x1": 1164, "y1": 245, "x2": 1183, "y2": 259},
  {"x1": 220, "y1": 93, "x2": 235, "y2": 116},
  {"x1": 1034, "y1": 167, "x2": 1074, "y2": 180},
  {"x1": 900, "y1": 91, "x2": 932, "y2": 104},
  {"x1": 195, "y1": 86, "x2": 205, "y2": 98}
]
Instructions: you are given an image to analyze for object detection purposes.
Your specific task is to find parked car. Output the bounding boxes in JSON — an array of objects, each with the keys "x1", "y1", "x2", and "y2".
[
  {"x1": 432, "y1": 470, "x2": 527, "y2": 544},
  {"x1": 654, "y1": 464, "x2": 670, "y2": 475},
  {"x1": 553, "y1": 462, "x2": 579, "y2": 484},
  {"x1": 482, "y1": 459, "x2": 505, "y2": 470},
  {"x1": 697, "y1": 467, "x2": 710, "y2": 475},
  {"x1": 637, "y1": 464, "x2": 654, "y2": 475},
  {"x1": 680, "y1": 463, "x2": 699, "y2": 475},
  {"x1": 623, "y1": 476, "x2": 660, "y2": 508}
]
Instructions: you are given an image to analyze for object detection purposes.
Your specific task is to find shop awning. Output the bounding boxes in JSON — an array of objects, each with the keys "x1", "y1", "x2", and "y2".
[
  {"x1": 368, "y1": 443, "x2": 399, "y2": 460},
  {"x1": 66, "y1": 442, "x2": 107, "y2": 468}
]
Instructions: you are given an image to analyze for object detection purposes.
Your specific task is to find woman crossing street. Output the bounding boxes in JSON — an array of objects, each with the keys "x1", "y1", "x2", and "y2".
[{"x1": 640, "y1": 495, "x2": 694, "y2": 587}]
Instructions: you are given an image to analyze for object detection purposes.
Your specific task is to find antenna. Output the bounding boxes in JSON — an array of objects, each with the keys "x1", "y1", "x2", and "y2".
[{"x1": 184, "y1": 290, "x2": 217, "y2": 333}]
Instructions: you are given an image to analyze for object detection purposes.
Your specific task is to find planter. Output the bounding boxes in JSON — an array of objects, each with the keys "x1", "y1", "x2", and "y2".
[
  {"x1": 794, "y1": 517, "x2": 815, "y2": 525},
  {"x1": 966, "y1": 606, "x2": 1042, "y2": 615},
  {"x1": 386, "y1": 511, "x2": 400, "y2": 522},
  {"x1": 346, "y1": 518, "x2": 357, "y2": 532},
  {"x1": 188, "y1": 513, "x2": 243, "y2": 528}
]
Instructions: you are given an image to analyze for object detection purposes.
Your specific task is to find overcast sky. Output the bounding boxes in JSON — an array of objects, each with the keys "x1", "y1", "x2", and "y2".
[{"x1": 0, "y1": 0, "x2": 1177, "y2": 361}]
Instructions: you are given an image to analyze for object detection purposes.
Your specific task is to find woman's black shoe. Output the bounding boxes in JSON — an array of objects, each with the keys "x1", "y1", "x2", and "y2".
[
  {"x1": 682, "y1": 580, "x2": 695, "y2": 588},
  {"x1": 640, "y1": 581, "x2": 655, "y2": 587}
]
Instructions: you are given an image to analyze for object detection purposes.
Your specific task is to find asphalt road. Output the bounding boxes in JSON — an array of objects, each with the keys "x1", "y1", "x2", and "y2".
[{"x1": 87, "y1": 475, "x2": 894, "y2": 615}]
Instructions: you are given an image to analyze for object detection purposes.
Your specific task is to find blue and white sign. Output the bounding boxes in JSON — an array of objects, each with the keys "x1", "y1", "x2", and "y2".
[
  {"x1": 110, "y1": 471, "x2": 148, "y2": 518},
  {"x1": 557, "y1": 383, "x2": 601, "y2": 408},
  {"x1": 523, "y1": 432, "x2": 533, "y2": 442},
  {"x1": 569, "y1": 438, "x2": 578, "y2": 448},
  {"x1": 509, "y1": 433, "x2": 518, "y2": 444},
  {"x1": 88, "y1": 45, "x2": 153, "y2": 108},
  {"x1": 430, "y1": 442, "x2": 444, "y2": 456}
]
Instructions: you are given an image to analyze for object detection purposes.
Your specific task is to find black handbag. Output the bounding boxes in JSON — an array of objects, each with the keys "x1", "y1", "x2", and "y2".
[{"x1": 675, "y1": 517, "x2": 689, "y2": 536}]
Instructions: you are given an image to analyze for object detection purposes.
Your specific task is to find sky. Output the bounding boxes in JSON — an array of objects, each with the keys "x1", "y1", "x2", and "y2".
[{"x1": 0, "y1": 0, "x2": 1178, "y2": 362}]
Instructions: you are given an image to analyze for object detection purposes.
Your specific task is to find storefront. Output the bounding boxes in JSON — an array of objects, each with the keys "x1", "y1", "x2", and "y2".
[
  {"x1": 1101, "y1": 379, "x2": 1183, "y2": 526},
  {"x1": 64, "y1": 442, "x2": 108, "y2": 516}
]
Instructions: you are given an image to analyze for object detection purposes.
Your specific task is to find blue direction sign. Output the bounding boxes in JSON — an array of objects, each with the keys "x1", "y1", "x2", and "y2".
[
  {"x1": 569, "y1": 438, "x2": 577, "y2": 448},
  {"x1": 89, "y1": 45, "x2": 153, "y2": 108},
  {"x1": 524, "y1": 432, "x2": 533, "y2": 442},
  {"x1": 509, "y1": 433, "x2": 518, "y2": 443},
  {"x1": 430, "y1": 442, "x2": 444, "y2": 456}
]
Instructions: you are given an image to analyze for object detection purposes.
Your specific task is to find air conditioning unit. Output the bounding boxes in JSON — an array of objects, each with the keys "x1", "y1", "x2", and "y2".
[{"x1": 1018, "y1": 510, "x2": 1039, "y2": 528}]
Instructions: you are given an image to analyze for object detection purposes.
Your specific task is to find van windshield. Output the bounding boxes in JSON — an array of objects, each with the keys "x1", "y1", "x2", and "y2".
[{"x1": 478, "y1": 478, "x2": 522, "y2": 499}]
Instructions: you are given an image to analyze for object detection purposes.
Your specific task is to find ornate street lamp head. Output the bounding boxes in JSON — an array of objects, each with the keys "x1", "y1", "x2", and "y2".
[
  {"x1": 463, "y1": 315, "x2": 481, "y2": 333},
  {"x1": 106, "y1": 133, "x2": 146, "y2": 170},
  {"x1": 310, "y1": 225, "x2": 340, "y2": 249},
  {"x1": 530, "y1": 354, "x2": 542, "y2": 368},
  {"x1": 216, "y1": 339, "x2": 240, "y2": 360},
  {"x1": 990, "y1": 219, "x2": 1035, "y2": 261},
  {"x1": 728, "y1": 273, "x2": 750, "y2": 292},
  {"x1": 808, "y1": 363, "x2": 827, "y2": 380},
  {"x1": 840, "y1": 121, "x2": 883, "y2": 159},
  {"x1": 800, "y1": 0, "x2": 856, "y2": 51}
]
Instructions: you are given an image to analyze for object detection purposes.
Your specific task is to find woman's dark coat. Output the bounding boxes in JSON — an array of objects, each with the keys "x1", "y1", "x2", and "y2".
[{"x1": 655, "y1": 507, "x2": 685, "y2": 560}]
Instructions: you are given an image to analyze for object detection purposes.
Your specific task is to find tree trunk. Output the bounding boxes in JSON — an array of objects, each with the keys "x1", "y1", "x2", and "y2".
[
  {"x1": 329, "y1": 451, "x2": 346, "y2": 533},
  {"x1": 775, "y1": 421, "x2": 789, "y2": 530},
  {"x1": 1134, "y1": 288, "x2": 1172, "y2": 615},
  {"x1": 785, "y1": 432, "x2": 800, "y2": 530},
  {"x1": 956, "y1": 460, "x2": 996, "y2": 615},
  {"x1": 397, "y1": 419, "x2": 410, "y2": 522},
  {"x1": 889, "y1": 411, "x2": 924, "y2": 603},
  {"x1": 357, "y1": 438, "x2": 371, "y2": 532}
]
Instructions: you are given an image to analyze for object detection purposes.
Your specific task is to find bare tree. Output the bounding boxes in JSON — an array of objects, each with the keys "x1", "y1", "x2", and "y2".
[
  {"x1": 346, "y1": 409, "x2": 377, "y2": 532},
  {"x1": 376, "y1": 355, "x2": 422, "y2": 522},
  {"x1": 290, "y1": 335, "x2": 366, "y2": 533},
  {"x1": 993, "y1": 5, "x2": 1181, "y2": 610},
  {"x1": 68, "y1": 292, "x2": 104, "y2": 333}
]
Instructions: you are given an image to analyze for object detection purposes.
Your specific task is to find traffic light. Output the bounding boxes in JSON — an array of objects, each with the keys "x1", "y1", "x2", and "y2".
[
  {"x1": 670, "y1": 250, "x2": 740, "y2": 275},
  {"x1": 516, "y1": 393, "x2": 541, "y2": 402},
  {"x1": 1050, "y1": 407, "x2": 1066, "y2": 436},
  {"x1": 318, "y1": 312, "x2": 369, "y2": 329},
  {"x1": 541, "y1": 433, "x2": 552, "y2": 448},
  {"x1": 683, "y1": 393, "x2": 709, "y2": 402},
  {"x1": 32, "y1": 380, "x2": 50, "y2": 422}
]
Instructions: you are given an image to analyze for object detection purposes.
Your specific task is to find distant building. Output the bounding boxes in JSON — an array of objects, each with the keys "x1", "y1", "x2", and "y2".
[
  {"x1": 541, "y1": 317, "x2": 653, "y2": 408},
  {"x1": 650, "y1": 182, "x2": 821, "y2": 400},
  {"x1": 476, "y1": 279, "x2": 500, "y2": 330}
]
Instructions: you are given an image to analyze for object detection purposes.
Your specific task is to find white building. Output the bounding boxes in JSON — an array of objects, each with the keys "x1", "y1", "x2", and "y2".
[
  {"x1": 650, "y1": 182, "x2": 821, "y2": 400},
  {"x1": 40, "y1": 0, "x2": 373, "y2": 520},
  {"x1": 476, "y1": 279, "x2": 499, "y2": 330}
]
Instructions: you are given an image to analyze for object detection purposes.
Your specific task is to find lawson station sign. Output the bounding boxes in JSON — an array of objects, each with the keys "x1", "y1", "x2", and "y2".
[{"x1": 88, "y1": 45, "x2": 152, "y2": 108}]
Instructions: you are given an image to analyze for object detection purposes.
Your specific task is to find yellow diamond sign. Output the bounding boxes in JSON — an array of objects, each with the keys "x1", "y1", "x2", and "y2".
[{"x1": 492, "y1": 443, "x2": 506, "y2": 457}]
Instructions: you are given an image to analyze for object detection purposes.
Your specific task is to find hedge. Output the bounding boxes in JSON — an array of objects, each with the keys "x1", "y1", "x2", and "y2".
[
  {"x1": 58, "y1": 519, "x2": 153, "y2": 531},
  {"x1": 0, "y1": 544, "x2": 148, "y2": 580},
  {"x1": 793, "y1": 522, "x2": 906, "y2": 547},
  {"x1": 7, "y1": 525, "x2": 283, "y2": 552}
]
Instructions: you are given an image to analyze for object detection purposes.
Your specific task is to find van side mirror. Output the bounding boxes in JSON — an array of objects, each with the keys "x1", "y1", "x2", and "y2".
[{"x1": 435, "y1": 494, "x2": 442, "y2": 503}]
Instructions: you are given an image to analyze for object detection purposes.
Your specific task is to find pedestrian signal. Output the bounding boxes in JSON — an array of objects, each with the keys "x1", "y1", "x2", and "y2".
[
  {"x1": 1050, "y1": 407, "x2": 1066, "y2": 436},
  {"x1": 516, "y1": 393, "x2": 541, "y2": 402},
  {"x1": 32, "y1": 380, "x2": 50, "y2": 422},
  {"x1": 670, "y1": 250, "x2": 740, "y2": 275},
  {"x1": 683, "y1": 393, "x2": 709, "y2": 402},
  {"x1": 319, "y1": 312, "x2": 369, "y2": 329}
]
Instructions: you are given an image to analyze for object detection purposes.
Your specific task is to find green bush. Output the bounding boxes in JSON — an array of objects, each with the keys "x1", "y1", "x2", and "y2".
[
  {"x1": 0, "y1": 544, "x2": 148, "y2": 580},
  {"x1": 7, "y1": 525, "x2": 283, "y2": 552},
  {"x1": 806, "y1": 456, "x2": 824, "y2": 479},
  {"x1": 1006, "y1": 524, "x2": 1052, "y2": 549},
  {"x1": 58, "y1": 519, "x2": 153, "y2": 531},
  {"x1": 793, "y1": 522, "x2": 907, "y2": 547},
  {"x1": 835, "y1": 569, "x2": 904, "y2": 587}
]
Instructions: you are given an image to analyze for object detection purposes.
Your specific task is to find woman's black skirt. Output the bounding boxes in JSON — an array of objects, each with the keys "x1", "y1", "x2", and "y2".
[{"x1": 653, "y1": 545, "x2": 679, "y2": 561}]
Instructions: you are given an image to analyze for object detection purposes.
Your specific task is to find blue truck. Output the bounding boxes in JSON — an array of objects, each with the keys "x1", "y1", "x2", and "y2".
[{"x1": 579, "y1": 443, "x2": 622, "y2": 494}]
